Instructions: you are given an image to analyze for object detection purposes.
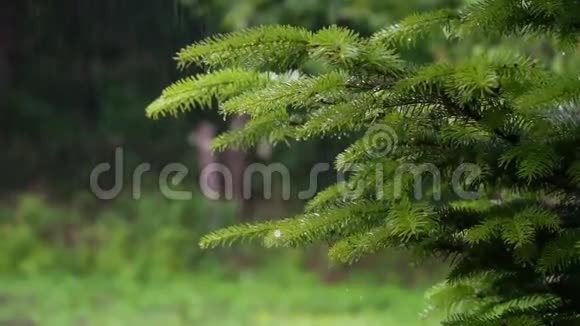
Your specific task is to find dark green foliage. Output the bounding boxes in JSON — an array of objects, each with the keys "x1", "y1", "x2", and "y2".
[{"x1": 150, "y1": 0, "x2": 580, "y2": 324}]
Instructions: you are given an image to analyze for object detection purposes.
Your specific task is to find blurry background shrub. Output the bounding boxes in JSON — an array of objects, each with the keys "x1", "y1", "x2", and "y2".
[{"x1": 0, "y1": 193, "x2": 237, "y2": 279}]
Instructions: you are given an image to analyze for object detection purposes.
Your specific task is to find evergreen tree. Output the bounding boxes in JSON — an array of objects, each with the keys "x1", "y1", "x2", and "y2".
[{"x1": 149, "y1": 1, "x2": 580, "y2": 324}]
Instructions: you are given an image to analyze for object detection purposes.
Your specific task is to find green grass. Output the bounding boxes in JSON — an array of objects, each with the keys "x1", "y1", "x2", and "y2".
[
  {"x1": 0, "y1": 267, "x2": 440, "y2": 326},
  {"x1": 0, "y1": 194, "x2": 445, "y2": 325}
]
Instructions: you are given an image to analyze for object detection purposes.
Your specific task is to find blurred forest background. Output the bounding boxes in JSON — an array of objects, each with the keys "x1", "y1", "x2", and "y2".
[{"x1": 0, "y1": 0, "x2": 575, "y2": 325}]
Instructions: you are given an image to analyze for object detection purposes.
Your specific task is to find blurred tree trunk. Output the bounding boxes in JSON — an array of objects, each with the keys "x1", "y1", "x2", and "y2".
[
  {"x1": 222, "y1": 115, "x2": 251, "y2": 219},
  {"x1": 0, "y1": 1, "x2": 23, "y2": 147},
  {"x1": 0, "y1": 2, "x2": 20, "y2": 99},
  {"x1": 68, "y1": 0, "x2": 100, "y2": 125}
]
